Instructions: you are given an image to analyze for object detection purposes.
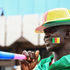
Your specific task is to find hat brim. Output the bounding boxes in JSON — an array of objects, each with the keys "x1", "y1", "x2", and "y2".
[
  {"x1": 35, "y1": 25, "x2": 46, "y2": 33},
  {"x1": 35, "y1": 18, "x2": 70, "y2": 33}
]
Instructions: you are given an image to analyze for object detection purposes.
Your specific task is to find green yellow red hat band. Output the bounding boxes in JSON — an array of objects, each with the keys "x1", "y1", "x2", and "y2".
[{"x1": 43, "y1": 19, "x2": 70, "y2": 28}]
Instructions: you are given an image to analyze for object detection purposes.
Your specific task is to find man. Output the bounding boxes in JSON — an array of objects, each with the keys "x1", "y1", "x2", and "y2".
[{"x1": 21, "y1": 8, "x2": 70, "y2": 70}]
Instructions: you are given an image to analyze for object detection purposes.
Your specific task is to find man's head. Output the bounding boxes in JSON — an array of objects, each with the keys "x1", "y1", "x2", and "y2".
[
  {"x1": 44, "y1": 25, "x2": 70, "y2": 52},
  {"x1": 35, "y1": 8, "x2": 70, "y2": 52}
]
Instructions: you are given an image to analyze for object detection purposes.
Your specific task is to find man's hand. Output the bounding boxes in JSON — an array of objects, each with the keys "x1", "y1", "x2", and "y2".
[{"x1": 20, "y1": 50, "x2": 39, "y2": 70}]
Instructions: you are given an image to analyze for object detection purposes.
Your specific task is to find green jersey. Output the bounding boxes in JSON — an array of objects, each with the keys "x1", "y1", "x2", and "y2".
[{"x1": 34, "y1": 54, "x2": 70, "y2": 70}]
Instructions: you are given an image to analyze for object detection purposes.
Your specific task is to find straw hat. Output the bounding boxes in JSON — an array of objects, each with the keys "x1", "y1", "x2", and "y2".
[{"x1": 35, "y1": 8, "x2": 70, "y2": 33}]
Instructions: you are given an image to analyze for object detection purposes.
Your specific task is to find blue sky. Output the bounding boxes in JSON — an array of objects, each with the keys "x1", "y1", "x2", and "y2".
[{"x1": 0, "y1": 0, "x2": 70, "y2": 16}]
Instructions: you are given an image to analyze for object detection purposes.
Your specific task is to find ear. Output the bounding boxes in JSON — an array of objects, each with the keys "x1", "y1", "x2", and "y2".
[{"x1": 65, "y1": 31, "x2": 70, "y2": 39}]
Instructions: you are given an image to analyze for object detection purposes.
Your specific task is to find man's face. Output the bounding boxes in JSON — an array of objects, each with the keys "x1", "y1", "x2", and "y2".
[{"x1": 44, "y1": 26, "x2": 67, "y2": 52}]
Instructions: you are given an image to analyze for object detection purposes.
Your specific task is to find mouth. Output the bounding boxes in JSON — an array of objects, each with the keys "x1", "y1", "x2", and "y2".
[
  {"x1": 45, "y1": 38, "x2": 51, "y2": 46},
  {"x1": 46, "y1": 46, "x2": 51, "y2": 50},
  {"x1": 45, "y1": 41, "x2": 52, "y2": 51},
  {"x1": 45, "y1": 39, "x2": 54, "y2": 51},
  {"x1": 45, "y1": 42, "x2": 49, "y2": 45}
]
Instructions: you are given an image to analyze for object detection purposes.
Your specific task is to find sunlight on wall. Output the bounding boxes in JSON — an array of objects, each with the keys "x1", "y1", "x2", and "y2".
[
  {"x1": 23, "y1": 14, "x2": 44, "y2": 45},
  {"x1": 6, "y1": 16, "x2": 22, "y2": 46}
]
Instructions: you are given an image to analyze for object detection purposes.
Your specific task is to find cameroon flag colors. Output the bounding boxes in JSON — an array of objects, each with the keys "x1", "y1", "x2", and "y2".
[{"x1": 52, "y1": 37, "x2": 60, "y2": 43}]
